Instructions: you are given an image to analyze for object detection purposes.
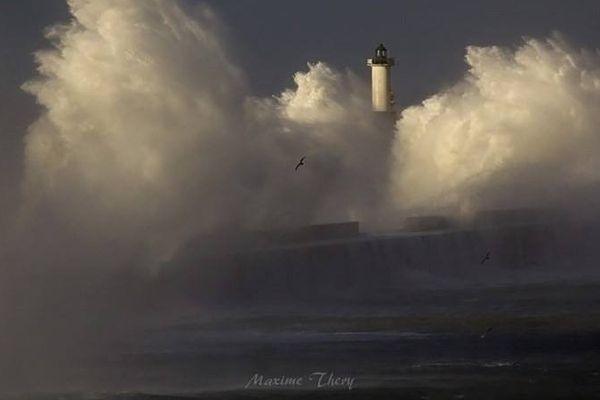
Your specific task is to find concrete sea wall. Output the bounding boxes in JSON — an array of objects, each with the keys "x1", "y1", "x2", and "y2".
[{"x1": 163, "y1": 222, "x2": 600, "y2": 303}]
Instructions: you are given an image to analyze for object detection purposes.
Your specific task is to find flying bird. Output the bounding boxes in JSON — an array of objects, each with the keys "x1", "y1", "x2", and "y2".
[
  {"x1": 480, "y1": 251, "x2": 491, "y2": 265},
  {"x1": 295, "y1": 156, "x2": 305, "y2": 171},
  {"x1": 480, "y1": 327, "x2": 493, "y2": 339}
]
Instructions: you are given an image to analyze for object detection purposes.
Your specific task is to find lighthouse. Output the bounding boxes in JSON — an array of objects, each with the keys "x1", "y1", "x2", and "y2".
[{"x1": 367, "y1": 43, "x2": 395, "y2": 113}]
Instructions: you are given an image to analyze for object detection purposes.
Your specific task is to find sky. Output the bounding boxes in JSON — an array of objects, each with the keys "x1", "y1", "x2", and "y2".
[{"x1": 1, "y1": 0, "x2": 600, "y2": 209}]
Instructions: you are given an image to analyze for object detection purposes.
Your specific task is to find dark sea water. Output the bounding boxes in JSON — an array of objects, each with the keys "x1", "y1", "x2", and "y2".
[{"x1": 7, "y1": 281, "x2": 600, "y2": 400}]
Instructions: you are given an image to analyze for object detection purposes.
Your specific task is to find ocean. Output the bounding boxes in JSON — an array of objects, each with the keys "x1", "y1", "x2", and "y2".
[{"x1": 8, "y1": 281, "x2": 600, "y2": 399}]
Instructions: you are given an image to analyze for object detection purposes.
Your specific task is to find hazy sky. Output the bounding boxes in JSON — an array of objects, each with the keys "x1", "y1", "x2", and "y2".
[{"x1": 1, "y1": 0, "x2": 600, "y2": 220}]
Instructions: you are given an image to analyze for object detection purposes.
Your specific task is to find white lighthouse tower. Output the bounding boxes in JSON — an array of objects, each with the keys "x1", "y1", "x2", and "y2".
[{"x1": 367, "y1": 43, "x2": 395, "y2": 113}]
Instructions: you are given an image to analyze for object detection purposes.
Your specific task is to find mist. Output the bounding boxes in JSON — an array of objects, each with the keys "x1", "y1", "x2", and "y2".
[
  {"x1": 18, "y1": 2, "x2": 600, "y2": 261},
  {"x1": 18, "y1": 0, "x2": 390, "y2": 266},
  {"x1": 2, "y1": 0, "x2": 600, "y2": 393},
  {"x1": 0, "y1": 2, "x2": 390, "y2": 388},
  {"x1": 392, "y1": 34, "x2": 600, "y2": 217}
]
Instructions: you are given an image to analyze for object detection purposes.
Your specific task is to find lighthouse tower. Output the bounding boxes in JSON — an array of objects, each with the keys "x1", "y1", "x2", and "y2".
[{"x1": 367, "y1": 44, "x2": 395, "y2": 113}]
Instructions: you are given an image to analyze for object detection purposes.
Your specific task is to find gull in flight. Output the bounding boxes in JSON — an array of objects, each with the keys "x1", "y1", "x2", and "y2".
[
  {"x1": 295, "y1": 156, "x2": 305, "y2": 171},
  {"x1": 481, "y1": 251, "x2": 491, "y2": 265},
  {"x1": 480, "y1": 327, "x2": 493, "y2": 339}
]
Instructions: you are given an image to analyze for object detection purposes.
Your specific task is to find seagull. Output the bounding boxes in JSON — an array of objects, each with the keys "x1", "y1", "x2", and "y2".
[
  {"x1": 480, "y1": 327, "x2": 493, "y2": 339},
  {"x1": 480, "y1": 251, "x2": 491, "y2": 265},
  {"x1": 295, "y1": 156, "x2": 305, "y2": 171}
]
